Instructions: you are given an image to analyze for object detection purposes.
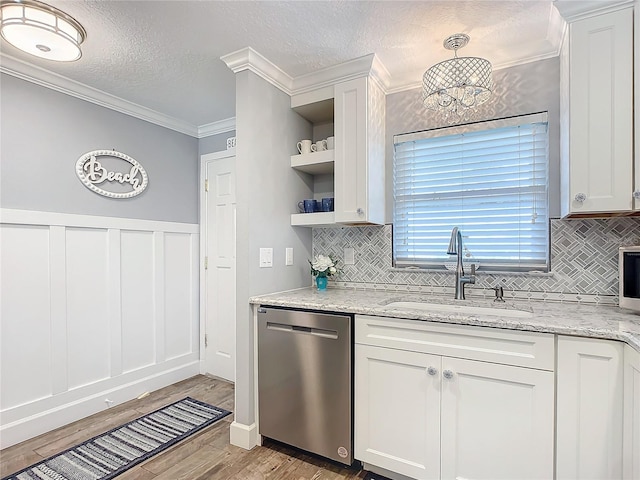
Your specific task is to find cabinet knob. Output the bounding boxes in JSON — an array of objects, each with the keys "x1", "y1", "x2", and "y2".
[
  {"x1": 356, "y1": 208, "x2": 364, "y2": 215},
  {"x1": 443, "y1": 370, "x2": 454, "y2": 380},
  {"x1": 633, "y1": 190, "x2": 640, "y2": 199},
  {"x1": 427, "y1": 366, "x2": 438, "y2": 376},
  {"x1": 574, "y1": 193, "x2": 587, "y2": 203}
]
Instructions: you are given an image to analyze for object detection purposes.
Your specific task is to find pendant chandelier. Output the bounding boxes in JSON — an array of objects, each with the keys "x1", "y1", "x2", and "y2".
[
  {"x1": 422, "y1": 34, "x2": 493, "y2": 116},
  {"x1": 0, "y1": 0, "x2": 86, "y2": 62}
]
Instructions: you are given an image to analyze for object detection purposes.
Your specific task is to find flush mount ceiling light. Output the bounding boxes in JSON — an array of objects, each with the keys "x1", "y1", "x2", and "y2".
[
  {"x1": 0, "y1": 0, "x2": 86, "y2": 61},
  {"x1": 422, "y1": 33, "x2": 493, "y2": 117}
]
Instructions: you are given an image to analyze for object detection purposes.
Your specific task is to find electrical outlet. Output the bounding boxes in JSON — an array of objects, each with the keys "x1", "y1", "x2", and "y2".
[
  {"x1": 285, "y1": 247, "x2": 294, "y2": 266},
  {"x1": 259, "y1": 248, "x2": 273, "y2": 268},
  {"x1": 344, "y1": 247, "x2": 355, "y2": 265}
]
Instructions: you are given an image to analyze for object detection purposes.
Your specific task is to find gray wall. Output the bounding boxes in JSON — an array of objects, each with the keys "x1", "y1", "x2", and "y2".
[
  {"x1": 234, "y1": 70, "x2": 314, "y2": 427},
  {"x1": 1, "y1": 74, "x2": 199, "y2": 223},
  {"x1": 385, "y1": 57, "x2": 560, "y2": 222},
  {"x1": 198, "y1": 131, "x2": 236, "y2": 156}
]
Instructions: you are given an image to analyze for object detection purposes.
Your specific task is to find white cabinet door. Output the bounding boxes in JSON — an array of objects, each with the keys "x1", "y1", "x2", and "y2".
[
  {"x1": 624, "y1": 344, "x2": 640, "y2": 480},
  {"x1": 562, "y1": 8, "x2": 634, "y2": 215},
  {"x1": 334, "y1": 77, "x2": 384, "y2": 225},
  {"x1": 355, "y1": 344, "x2": 441, "y2": 480},
  {"x1": 440, "y1": 357, "x2": 554, "y2": 480},
  {"x1": 557, "y1": 336, "x2": 624, "y2": 480}
]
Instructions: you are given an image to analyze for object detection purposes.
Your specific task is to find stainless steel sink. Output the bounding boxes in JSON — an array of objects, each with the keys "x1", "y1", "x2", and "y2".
[{"x1": 384, "y1": 301, "x2": 533, "y2": 318}]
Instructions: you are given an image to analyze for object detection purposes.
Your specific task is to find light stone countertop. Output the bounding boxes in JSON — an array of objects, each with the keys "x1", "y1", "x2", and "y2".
[{"x1": 250, "y1": 287, "x2": 640, "y2": 352}]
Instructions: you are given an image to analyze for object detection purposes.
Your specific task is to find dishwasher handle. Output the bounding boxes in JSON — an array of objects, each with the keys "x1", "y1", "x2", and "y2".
[{"x1": 266, "y1": 321, "x2": 338, "y2": 339}]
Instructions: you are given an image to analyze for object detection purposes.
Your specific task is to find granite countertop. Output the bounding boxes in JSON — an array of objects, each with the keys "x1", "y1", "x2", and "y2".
[{"x1": 250, "y1": 287, "x2": 640, "y2": 352}]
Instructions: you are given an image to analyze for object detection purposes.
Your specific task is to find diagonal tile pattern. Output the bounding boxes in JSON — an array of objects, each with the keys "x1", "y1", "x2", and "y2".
[{"x1": 312, "y1": 217, "x2": 640, "y2": 304}]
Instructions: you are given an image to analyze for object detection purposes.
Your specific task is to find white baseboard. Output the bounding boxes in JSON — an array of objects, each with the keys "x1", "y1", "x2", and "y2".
[
  {"x1": 0, "y1": 362, "x2": 199, "y2": 449},
  {"x1": 229, "y1": 421, "x2": 258, "y2": 450}
]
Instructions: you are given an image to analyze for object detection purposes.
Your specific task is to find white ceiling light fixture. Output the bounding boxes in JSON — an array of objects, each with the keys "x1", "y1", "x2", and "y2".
[
  {"x1": 422, "y1": 33, "x2": 493, "y2": 118},
  {"x1": 0, "y1": 0, "x2": 86, "y2": 62}
]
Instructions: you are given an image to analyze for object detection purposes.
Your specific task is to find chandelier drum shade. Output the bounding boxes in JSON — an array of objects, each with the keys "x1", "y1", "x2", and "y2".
[
  {"x1": 422, "y1": 33, "x2": 493, "y2": 116},
  {"x1": 0, "y1": 0, "x2": 86, "y2": 61}
]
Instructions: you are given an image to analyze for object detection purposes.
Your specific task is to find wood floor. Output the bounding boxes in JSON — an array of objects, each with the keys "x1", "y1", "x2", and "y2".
[{"x1": 0, "y1": 375, "x2": 369, "y2": 480}]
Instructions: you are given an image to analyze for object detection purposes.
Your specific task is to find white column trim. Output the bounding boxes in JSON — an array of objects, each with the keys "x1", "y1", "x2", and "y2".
[{"x1": 229, "y1": 421, "x2": 259, "y2": 450}]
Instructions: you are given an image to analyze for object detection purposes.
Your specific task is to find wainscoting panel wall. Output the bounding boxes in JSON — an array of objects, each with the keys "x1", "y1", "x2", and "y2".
[{"x1": 0, "y1": 209, "x2": 200, "y2": 448}]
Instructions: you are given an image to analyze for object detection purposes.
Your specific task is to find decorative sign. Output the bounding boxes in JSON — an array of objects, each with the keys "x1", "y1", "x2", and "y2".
[{"x1": 76, "y1": 150, "x2": 148, "y2": 199}]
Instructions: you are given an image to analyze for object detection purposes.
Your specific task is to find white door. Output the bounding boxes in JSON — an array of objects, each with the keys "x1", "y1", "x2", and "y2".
[
  {"x1": 354, "y1": 344, "x2": 441, "y2": 480},
  {"x1": 440, "y1": 357, "x2": 555, "y2": 480},
  {"x1": 203, "y1": 152, "x2": 236, "y2": 381}
]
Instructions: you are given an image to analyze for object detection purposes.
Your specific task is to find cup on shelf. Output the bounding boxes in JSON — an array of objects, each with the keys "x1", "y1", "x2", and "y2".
[
  {"x1": 321, "y1": 197, "x2": 334, "y2": 212},
  {"x1": 297, "y1": 199, "x2": 315, "y2": 213},
  {"x1": 326, "y1": 136, "x2": 335, "y2": 150},
  {"x1": 297, "y1": 139, "x2": 313, "y2": 154},
  {"x1": 311, "y1": 139, "x2": 327, "y2": 152}
]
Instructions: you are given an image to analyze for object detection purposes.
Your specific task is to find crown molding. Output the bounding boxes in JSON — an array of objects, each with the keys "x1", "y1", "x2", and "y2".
[
  {"x1": 221, "y1": 47, "x2": 392, "y2": 97},
  {"x1": 385, "y1": 51, "x2": 562, "y2": 96},
  {"x1": 221, "y1": 47, "x2": 293, "y2": 95},
  {"x1": 197, "y1": 117, "x2": 236, "y2": 138},
  {"x1": 553, "y1": 0, "x2": 634, "y2": 22},
  {"x1": 0, "y1": 53, "x2": 200, "y2": 137},
  {"x1": 290, "y1": 53, "x2": 391, "y2": 95}
]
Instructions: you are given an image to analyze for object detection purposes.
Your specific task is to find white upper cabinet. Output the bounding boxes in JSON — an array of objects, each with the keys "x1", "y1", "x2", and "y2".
[
  {"x1": 334, "y1": 77, "x2": 385, "y2": 225},
  {"x1": 291, "y1": 76, "x2": 385, "y2": 227},
  {"x1": 560, "y1": 7, "x2": 635, "y2": 216}
]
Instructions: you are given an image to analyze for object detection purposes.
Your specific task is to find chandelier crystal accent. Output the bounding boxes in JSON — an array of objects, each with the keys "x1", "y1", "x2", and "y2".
[
  {"x1": 422, "y1": 33, "x2": 493, "y2": 117},
  {"x1": 0, "y1": 0, "x2": 86, "y2": 62}
]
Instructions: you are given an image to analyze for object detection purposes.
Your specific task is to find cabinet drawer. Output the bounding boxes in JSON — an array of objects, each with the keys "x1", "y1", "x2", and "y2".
[{"x1": 355, "y1": 315, "x2": 555, "y2": 371}]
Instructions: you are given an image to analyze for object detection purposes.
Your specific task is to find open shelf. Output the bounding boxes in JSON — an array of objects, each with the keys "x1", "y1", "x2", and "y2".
[
  {"x1": 290, "y1": 212, "x2": 336, "y2": 227},
  {"x1": 291, "y1": 149, "x2": 334, "y2": 175}
]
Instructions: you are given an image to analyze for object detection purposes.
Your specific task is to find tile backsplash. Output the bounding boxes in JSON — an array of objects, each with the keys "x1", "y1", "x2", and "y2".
[{"x1": 312, "y1": 217, "x2": 640, "y2": 305}]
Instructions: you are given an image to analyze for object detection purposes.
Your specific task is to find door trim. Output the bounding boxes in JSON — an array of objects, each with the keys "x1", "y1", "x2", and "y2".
[{"x1": 199, "y1": 148, "x2": 236, "y2": 374}]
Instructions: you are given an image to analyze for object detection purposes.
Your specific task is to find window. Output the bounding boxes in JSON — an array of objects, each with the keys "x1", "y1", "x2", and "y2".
[{"x1": 393, "y1": 113, "x2": 549, "y2": 272}]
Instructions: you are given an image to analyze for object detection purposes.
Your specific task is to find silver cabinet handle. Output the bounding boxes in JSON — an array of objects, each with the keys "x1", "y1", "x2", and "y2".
[
  {"x1": 427, "y1": 366, "x2": 438, "y2": 376},
  {"x1": 574, "y1": 193, "x2": 587, "y2": 203},
  {"x1": 443, "y1": 370, "x2": 454, "y2": 380},
  {"x1": 633, "y1": 190, "x2": 640, "y2": 199},
  {"x1": 356, "y1": 208, "x2": 364, "y2": 215}
]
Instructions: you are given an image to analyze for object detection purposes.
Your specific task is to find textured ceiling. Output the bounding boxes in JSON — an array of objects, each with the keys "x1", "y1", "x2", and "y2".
[{"x1": 0, "y1": 1, "x2": 588, "y2": 132}]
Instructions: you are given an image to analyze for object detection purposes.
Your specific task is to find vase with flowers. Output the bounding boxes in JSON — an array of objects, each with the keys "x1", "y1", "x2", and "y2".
[{"x1": 309, "y1": 254, "x2": 340, "y2": 290}]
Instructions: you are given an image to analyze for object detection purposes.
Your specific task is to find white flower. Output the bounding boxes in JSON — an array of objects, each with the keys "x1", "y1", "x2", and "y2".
[
  {"x1": 310, "y1": 254, "x2": 340, "y2": 277},
  {"x1": 312, "y1": 254, "x2": 333, "y2": 272}
]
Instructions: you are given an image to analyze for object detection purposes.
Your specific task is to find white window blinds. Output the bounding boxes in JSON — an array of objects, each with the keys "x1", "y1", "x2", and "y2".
[{"x1": 393, "y1": 113, "x2": 549, "y2": 272}]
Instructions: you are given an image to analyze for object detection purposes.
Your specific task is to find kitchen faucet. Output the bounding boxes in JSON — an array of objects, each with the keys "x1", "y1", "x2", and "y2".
[{"x1": 447, "y1": 227, "x2": 476, "y2": 300}]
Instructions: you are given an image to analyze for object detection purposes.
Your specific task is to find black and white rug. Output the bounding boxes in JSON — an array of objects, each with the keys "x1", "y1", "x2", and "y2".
[{"x1": 3, "y1": 397, "x2": 231, "y2": 480}]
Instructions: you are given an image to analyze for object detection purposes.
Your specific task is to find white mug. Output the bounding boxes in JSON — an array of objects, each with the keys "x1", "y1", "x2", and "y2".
[
  {"x1": 311, "y1": 140, "x2": 327, "y2": 152},
  {"x1": 326, "y1": 136, "x2": 335, "y2": 150},
  {"x1": 297, "y1": 139, "x2": 313, "y2": 154}
]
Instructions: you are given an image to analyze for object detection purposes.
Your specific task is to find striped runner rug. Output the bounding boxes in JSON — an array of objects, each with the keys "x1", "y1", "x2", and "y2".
[{"x1": 3, "y1": 397, "x2": 231, "y2": 480}]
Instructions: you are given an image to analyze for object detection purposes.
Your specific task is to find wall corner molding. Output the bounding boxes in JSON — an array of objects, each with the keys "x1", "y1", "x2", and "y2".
[
  {"x1": 0, "y1": 53, "x2": 200, "y2": 138},
  {"x1": 198, "y1": 117, "x2": 236, "y2": 138}
]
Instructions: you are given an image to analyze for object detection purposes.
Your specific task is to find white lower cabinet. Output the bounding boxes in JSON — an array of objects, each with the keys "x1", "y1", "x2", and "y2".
[
  {"x1": 556, "y1": 336, "x2": 624, "y2": 480},
  {"x1": 355, "y1": 345, "x2": 441, "y2": 480},
  {"x1": 354, "y1": 315, "x2": 555, "y2": 480},
  {"x1": 624, "y1": 344, "x2": 640, "y2": 480},
  {"x1": 439, "y1": 357, "x2": 554, "y2": 480}
]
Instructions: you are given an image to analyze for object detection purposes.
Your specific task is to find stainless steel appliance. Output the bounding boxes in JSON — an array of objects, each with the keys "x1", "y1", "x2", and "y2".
[
  {"x1": 619, "y1": 246, "x2": 640, "y2": 312},
  {"x1": 257, "y1": 307, "x2": 353, "y2": 465}
]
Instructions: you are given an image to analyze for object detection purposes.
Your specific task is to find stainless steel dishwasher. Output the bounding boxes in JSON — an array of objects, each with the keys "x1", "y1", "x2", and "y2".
[{"x1": 257, "y1": 306, "x2": 353, "y2": 465}]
